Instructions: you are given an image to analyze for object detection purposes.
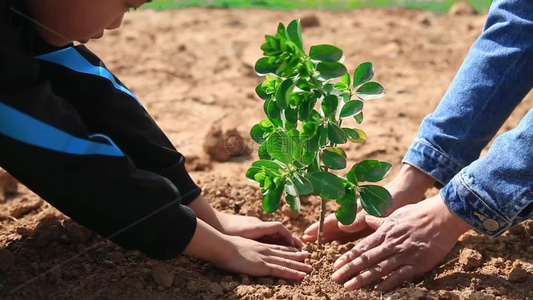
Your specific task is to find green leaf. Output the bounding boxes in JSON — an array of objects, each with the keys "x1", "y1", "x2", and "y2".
[
  {"x1": 352, "y1": 62, "x2": 374, "y2": 88},
  {"x1": 292, "y1": 172, "x2": 313, "y2": 194},
  {"x1": 285, "y1": 194, "x2": 301, "y2": 213},
  {"x1": 309, "y1": 44, "x2": 343, "y2": 62},
  {"x1": 334, "y1": 82, "x2": 348, "y2": 90},
  {"x1": 266, "y1": 131, "x2": 296, "y2": 164},
  {"x1": 327, "y1": 122, "x2": 347, "y2": 144},
  {"x1": 263, "y1": 181, "x2": 286, "y2": 213},
  {"x1": 246, "y1": 167, "x2": 262, "y2": 181},
  {"x1": 317, "y1": 62, "x2": 348, "y2": 80},
  {"x1": 351, "y1": 160, "x2": 392, "y2": 182},
  {"x1": 252, "y1": 160, "x2": 281, "y2": 170},
  {"x1": 321, "y1": 95, "x2": 339, "y2": 117},
  {"x1": 336, "y1": 186, "x2": 356, "y2": 205},
  {"x1": 276, "y1": 79, "x2": 295, "y2": 110},
  {"x1": 265, "y1": 100, "x2": 282, "y2": 126},
  {"x1": 285, "y1": 107, "x2": 298, "y2": 124},
  {"x1": 258, "y1": 142, "x2": 272, "y2": 160},
  {"x1": 287, "y1": 20, "x2": 304, "y2": 52},
  {"x1": 341, "y1": 73, "x2": 351, "y2": 86},
  {"x1": 300, "y1": 121, "x2": 318, "y2": 140},
  {"x1": 305, "y1": 171, "x2": 346, "y2": 199},
  {"x1": 336, "y1": 202, "x2": 357, "y2": 225},
  {"x1": 318, "y1": 125, "x2": 328, "y2": 146},
  {"x1": 354, "y1": 111, "x2": 364, "y2": 124},
  {"x1": 255, "y1": 83, "x2": 271, "y2": 101},
  {"x1": 285, "y1": 180, "x2": 298, "y2": 196},
  {"x1": 255, "y1": 57, "x2": 280, "y2": 75},
  {"x1": 356, "y1": 82, "x2": 385, "y2": 100},
  {"x1": 250, "y1": 124, "x2": 267, "y2": 144},
  {"x1": 342, "y1": 128, "x2": 367, "y2": 144},
  {"x1": 254, "y1": 172, "x2": 266, "y2": 184},
  {"x1": 359, "y1": 185, "x2": 391, "y2": 216},
  {"x1": 277, "y1": 22, "x2": 287, "y2": 38},
  {"x1": 340, "y1": 100, "x2": 364, "y2": 119},
  {"x1": 322, "y1": 147, "x2": 347, "y2": 170}
]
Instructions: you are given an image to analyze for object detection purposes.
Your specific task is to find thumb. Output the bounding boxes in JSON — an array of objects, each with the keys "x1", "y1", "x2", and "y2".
[{"x1": 365, "y1": 215, "x2": 385, "y2": 230}]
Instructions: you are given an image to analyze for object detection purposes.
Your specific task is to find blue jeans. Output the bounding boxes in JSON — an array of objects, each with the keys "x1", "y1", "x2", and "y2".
[{"x1": 403, "y1": 0, "x2": 533, "y2": 236}]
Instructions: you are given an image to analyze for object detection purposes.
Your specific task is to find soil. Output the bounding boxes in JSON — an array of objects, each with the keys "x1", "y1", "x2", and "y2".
[{"x1": 2, "y1": 5, "x2": 533, "y2": 300}]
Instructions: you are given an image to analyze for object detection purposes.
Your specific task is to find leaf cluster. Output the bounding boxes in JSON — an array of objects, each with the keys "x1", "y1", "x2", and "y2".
[{"x1": 248, "y1": 20, "x2": 391, "y2": 224}]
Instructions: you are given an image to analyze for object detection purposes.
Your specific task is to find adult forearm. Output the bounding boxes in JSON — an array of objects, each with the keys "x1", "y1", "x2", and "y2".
[{"x1": 403, "y1": 0, "x2": 533, "y2": 186}]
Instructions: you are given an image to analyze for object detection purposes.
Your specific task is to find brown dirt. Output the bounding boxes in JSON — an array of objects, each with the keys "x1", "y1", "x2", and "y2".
[{"x1": 1, "y1": 6, "x2": 533, "y2": 300}]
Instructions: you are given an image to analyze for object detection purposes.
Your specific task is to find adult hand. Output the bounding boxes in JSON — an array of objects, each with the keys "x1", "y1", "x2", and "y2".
[
  {"x1": 331, "y1": 194, "x2": 471, "y2": 291},
  {"x1": 302, "y1": 164, "x2": 435, "y2": 243}
]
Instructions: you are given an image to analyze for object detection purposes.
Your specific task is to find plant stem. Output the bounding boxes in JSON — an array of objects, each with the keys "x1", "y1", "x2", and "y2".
[{"x1": 318, "y1": 197, "x2": 326, "y2": 249}]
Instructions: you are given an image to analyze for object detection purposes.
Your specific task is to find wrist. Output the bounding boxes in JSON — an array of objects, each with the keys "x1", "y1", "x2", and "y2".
[
  {"x1": 183, "y1": 219, "x2": 232, "y2": 264},
  {"x1": 387, "y1": 164, "x2": 435, "y2": 208},
  {"x1": 398, "y1": 163, "x2": 436, "y2": 190},
  {"x1": 433, "y1": 195, "x2": 471, "y2": 237}
]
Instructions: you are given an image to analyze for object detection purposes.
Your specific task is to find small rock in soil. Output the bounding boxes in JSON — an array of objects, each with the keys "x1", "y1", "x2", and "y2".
[
  {"x1": 186, "y1": 280, "x2": 202, "y2": 292},
  {"x1": 208, "y1": 282, "x2": 224, "y2": 296},
  {"x1": 28, "y1": 218, "x2": 63, "y2": 247},
  {"x1": 10, "y1": 197, "x2": 44, "y2": 218},
  {"x1": 203, "y1": 126, "x2": 251, "y2": 162},
  {"x1": 0, "y1": 248, "x2": 15, "y2": 271},
  {"x1": 0, "y1": 168, "x2": 18, "y2": 202},
  {"x1": 524, "y1": 220, "x2": 533, "y2": 235},
  {"x1": 300, "y1": 15, "x2": 320, "y2": 29},
  {"x1": 63, "y1": 219, "x2": 93, "y2": 243},
  {"x1": 508, "y1": 224, "x2": 524, "y2": 235},
  {"x1": 459, "y1": 248, "x2": 483, "y2": 271},
  {"x1": 185, "y1": 154, "x2": 212, "y2": 171},
  {"x1": 448, "y1": 2, "x2": 478, "y2": 16},
  {"x1": 507, "y1": 264, "x2": 530, "y2": 282},
  {"x1": 152, "y1": 263, "x2": 175, "y2": 287}
]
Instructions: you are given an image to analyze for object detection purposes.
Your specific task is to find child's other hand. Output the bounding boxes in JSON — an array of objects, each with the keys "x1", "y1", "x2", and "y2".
[
  {"x1": 218, "y1": 213, "x2": 305, "y2": 248},
  {"x1": 218, "y1": 235, "x2": 311, "y2": 280},
  {"x1": 184, "y1": 219, "x2": 311, "y2": 280}
]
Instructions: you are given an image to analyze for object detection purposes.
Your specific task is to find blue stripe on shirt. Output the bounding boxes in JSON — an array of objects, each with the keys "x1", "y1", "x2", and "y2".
[
  {"x1": 35, "y1": 47, "x2": 142, "y2": 106},
  {"x1": 0, "y1": 102, "x2": 124, "y2": 157}
]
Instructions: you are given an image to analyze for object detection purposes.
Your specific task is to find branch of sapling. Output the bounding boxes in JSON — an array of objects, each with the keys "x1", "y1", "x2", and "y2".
[{"x1": 248, "y1": 19, "x2": 391, "y2": 249}]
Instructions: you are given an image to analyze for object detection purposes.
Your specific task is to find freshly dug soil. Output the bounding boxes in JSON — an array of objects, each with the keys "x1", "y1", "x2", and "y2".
[{"x1": 1, "y1": 6, "x2": 533, "y2": 300}]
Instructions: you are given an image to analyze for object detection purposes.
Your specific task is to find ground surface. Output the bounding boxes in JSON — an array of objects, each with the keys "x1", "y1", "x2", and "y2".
[{"x1": 1, "y1": 6, "x2": 533, "y2": 300}]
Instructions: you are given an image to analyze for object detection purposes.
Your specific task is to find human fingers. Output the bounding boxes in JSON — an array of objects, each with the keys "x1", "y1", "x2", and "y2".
[
  {"x1": 264, "y1": 256, "x2": 313, "y2": 273},
  {"x1": 257, "y1": 222, "x2": 295, "y2": 247},
  {"x1": 302, "y1": 214, "x2": 340, "y2": 242},
  {"x1": 333, "y1": 229, "x2": 386, "y2": 269},
  {"x1": 332, "y1": 242, "x2": 395, "y2": 283},
  {"x1": 265, "y1": 262, "x2": 308, "y2": 280},
  {"x1": 343, "y1": 254, "x2": 404, "y2": 290},
  {"x1": 268, "y1": 248, "x2": 310, "y2": 262},
  {"x1": 376, "y1": 264, "x2": 416, "y2": 291}
]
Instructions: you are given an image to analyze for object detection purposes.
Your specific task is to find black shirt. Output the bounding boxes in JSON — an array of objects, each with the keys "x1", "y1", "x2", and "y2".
[{"x1": 0, "y1": 0, "x2": 200, "y2": 259}]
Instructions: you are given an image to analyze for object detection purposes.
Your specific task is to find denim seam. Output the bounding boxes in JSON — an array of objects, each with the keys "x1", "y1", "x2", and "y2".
[
  {"x1": 414, "y1": 139, "x2": 464, "y2": 170},
  {"x1": 458, "y1": 173, "x2": 512, "y2": 225}
]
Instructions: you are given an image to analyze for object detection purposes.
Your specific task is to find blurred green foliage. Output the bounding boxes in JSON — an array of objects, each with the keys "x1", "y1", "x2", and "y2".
[{"x1": 144, "y1": 0, "x2": 492, "y2": 13}]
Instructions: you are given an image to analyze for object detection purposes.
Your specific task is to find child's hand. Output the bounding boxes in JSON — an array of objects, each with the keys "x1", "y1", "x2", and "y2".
[
  {"x1": 184, "y1": 219, "x2": 312, "y2": 280},
  {"x1": 218, "y1": 235, "x2": 311, "y2": 280},
  {"x1": 218, "y1": 213, "x2": 305, "y2": 248}
]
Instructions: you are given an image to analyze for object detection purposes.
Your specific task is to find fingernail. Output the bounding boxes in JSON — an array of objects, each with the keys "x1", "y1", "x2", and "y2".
[
  {"x1": 334, "y1": 258, "x2": 344, "y2": 268},
  {"x1": 344, "y1": 281, "x2": 355, "y2": 290},
  {"x1": 331, "y1": 272, "x2": 340, "y2": 282}
]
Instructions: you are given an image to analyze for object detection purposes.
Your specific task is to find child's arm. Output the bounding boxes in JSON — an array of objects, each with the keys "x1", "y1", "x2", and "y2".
[{"x1": 0, "y1": 24, "x2": 196, "y2": 260}]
